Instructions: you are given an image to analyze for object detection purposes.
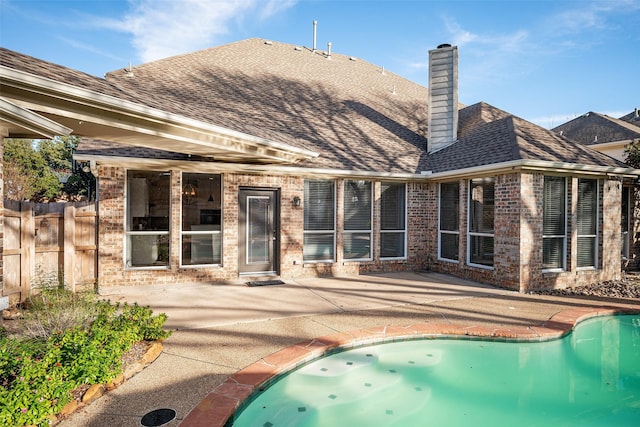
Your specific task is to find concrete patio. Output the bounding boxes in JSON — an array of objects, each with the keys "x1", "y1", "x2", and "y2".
[{"x1": 56, "y1": 272, "x2": 640, "y2": 426}]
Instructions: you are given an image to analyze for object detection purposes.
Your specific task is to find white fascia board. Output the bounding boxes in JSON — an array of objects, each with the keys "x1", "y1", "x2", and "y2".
[
  {"x1": 1, "y1": 66, "x2": 318, "y2": 161},
  {"x1": 72, "y1": 153, "x2": 428, "y2": 181},
  {"x1": 426, "y1": 159, "x2": 640, "y2": 180},
  {"x1": 0, "y1": 96, "x2": 72, "y2": 138}
]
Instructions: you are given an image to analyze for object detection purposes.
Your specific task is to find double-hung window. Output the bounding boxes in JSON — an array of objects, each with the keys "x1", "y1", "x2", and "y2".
[
  {"x1": 468, "y1": 178, "x2": 494, "y2": 267},
  {"x1": 622, "y1": 186, "x2": 631, "y2": 259},
  {"x1": 543, "y1": 176, "x2": 566, "y2": 270},
  {"x1": 577, "y1": 178, "x2": 599, "y2": 268},
  {"x1": 439, "y1": 182, "x2": 459, "y2": 261},
  {"x1": 181, "y1": 173, "x2": 222, "y2": 266},
  {"x1": 344, "y1": 180, "x2": 372, "y2": 260},
  {"x1": 125, "y1": 170, "x2": 170, "y2": 268},
  {"x1": 380, "y1": 182, "x2": 406, "y2": 259},
  {"x1": 303, "y1": 180, "x2": 335, "y2": 262}
]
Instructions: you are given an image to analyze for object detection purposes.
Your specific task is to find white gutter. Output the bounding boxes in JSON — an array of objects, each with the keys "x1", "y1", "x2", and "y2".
[
  {"x1": 0, "y1": 96, "x2": 72, "y2": 138},
  {"x1": 0, "y1": 66, "x2": 319, "y2": 161},
  {"x1": 425, "y1": 159, "x2": 640, "y2": 180},
  {"x1": 73, "y1": 155, "x2": 640, "y2": 181}
]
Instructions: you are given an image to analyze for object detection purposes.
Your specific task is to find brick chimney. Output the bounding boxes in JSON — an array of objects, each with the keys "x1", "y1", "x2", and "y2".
[{"x1": 427, "y1": 44, "x2": 458, "y2": 153}]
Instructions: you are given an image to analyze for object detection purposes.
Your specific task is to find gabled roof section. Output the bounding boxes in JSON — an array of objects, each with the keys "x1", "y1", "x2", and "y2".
[
  {"x1": 551, "y1": 111, "x2": 640, "y2": 145},
  {"x1": 427, "y1": 103, "x2": 628, "y2": 174}
]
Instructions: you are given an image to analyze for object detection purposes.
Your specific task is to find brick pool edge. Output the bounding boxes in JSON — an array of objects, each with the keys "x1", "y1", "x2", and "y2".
[{"x1": 180, "y1": 306, "x2": 640, "y2": 427}]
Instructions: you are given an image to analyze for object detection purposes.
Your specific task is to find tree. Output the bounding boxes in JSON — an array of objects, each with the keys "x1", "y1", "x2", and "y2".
[
  {"x1": 3, "y1": 136, "x2": 93, "y2": 201},
  {"x1": 624, "y1": 139, "x2": 640, "y2": 169}
]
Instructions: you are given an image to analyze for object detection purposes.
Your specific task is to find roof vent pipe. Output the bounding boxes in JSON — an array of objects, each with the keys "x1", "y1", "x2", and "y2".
[
  {"x1": 635, "y1": 107, "x2": 639, "y2": 118},
  {"x1": 327, "y1": 42, "x2": 332, "y2": 59},
  {"x1": 313, "y1": 20, "x2": 317, "y2": 52}
]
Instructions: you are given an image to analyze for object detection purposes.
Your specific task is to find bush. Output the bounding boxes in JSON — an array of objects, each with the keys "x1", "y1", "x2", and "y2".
[{"x1": 0, "y1": 290, "x2": 170, "y2": 426}]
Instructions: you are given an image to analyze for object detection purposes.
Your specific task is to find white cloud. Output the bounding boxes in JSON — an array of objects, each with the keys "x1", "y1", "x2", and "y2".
[{"x1": 93, "y1": 0, "x2": 297, "y2": 63}]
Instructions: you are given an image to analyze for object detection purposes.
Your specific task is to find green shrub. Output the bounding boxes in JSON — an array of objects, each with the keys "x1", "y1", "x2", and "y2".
[{"x1": 0, "y1": 293, "x2": 170, "y2": 426}]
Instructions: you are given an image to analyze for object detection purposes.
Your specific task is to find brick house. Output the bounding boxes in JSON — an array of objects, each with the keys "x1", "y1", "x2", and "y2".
[
  {"x1": 1, "y1": 39, "x2": 639, "y2": 292},
  {"x1": 552, "y1": 109, "x2": 640, "y2": 267}
]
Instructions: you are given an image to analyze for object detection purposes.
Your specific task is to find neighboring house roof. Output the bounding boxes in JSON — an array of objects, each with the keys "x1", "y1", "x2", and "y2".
[
  {"x1": 619, "y1": 108, "x2": 640, "y2": 126},
  {"x1": 551, "y1": 111, "x2": 640, "y2": 145}
]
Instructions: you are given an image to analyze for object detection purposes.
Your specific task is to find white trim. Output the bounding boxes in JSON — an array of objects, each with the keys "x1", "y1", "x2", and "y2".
[
  {"x1": 1, "y1": 65, "x2": 318, "y2": 162},
  {"x1": 343, "y1": 179, "x2": 374, "y2": 261},
  {"x1": 542, "y1": 176, "x2": 568, "y2": 271},
  {"x1": 0, "y1": 96, "x2": 72, "y2": 138},
  {"x1": 467, "y1": 178, "x2": 495, "y2": 269},
  {"x1": 438, "y1": 182, "x2": 460, "y2": 262},
  {"x1": 380, "y1": 181, "x2": 407, "y2": 260},
  {"x1": 303, "y1": 179, "x2": 336, "y2": 263},
  {"x1": 576, "y1": 178, "x2": 599, "y2": 269}
]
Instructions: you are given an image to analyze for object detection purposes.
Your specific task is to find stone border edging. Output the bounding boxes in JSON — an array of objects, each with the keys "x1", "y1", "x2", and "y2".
[
  {"x1": 180, "y1": 306, "x2": 639, "y2": 427},
  {"x1": 54, "y1": 341, "x2": 164, "y2": 424}
]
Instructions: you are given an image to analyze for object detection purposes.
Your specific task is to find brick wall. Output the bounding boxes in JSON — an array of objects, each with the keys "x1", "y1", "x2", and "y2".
[
  {"x1": 97, "y1": 170, "x2": 433, "y2": 287},
  {"x1": 96, "y1": 167, "x2": 624, "y2": 290}
]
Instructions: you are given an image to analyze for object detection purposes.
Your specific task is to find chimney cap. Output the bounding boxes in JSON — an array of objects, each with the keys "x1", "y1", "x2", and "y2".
[{"x1": 437, "y1": 43, "x2": 452, "y2": 49}]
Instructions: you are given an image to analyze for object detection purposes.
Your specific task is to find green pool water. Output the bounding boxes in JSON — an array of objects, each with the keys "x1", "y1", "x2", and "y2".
[{"x1": 231, "y1": 315, "x2": 640, "y2": 426}]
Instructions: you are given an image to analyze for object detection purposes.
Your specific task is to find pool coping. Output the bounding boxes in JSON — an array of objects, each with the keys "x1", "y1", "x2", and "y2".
[{"x1": 180, "y1": 306, "x2": 639, "y2": 427}]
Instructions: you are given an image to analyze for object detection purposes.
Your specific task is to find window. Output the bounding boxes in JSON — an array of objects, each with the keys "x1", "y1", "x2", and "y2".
[
  {"x1": 543, "y1": 176, "x2": 567, "y2": 270},
  {"x1": 181, "y1": 173, "x2": 222, "y2": 266},
  {"x1": 304, "y1": 180, "x2": 335, "y2": 262},
  {"x1": 125, "y1": 170, "x2": 170, "y2": 268},
  {"x1": 380, "y1": 182, "x2": 406, "y2": 259},
  {"x1": 468, "y1": 178, "x2": 494, "y2": 267},
  {"x1": 577, "y1": 178, "x2": 598, "y2": 268},
  {"x1": 344, "y1": 180, "x2": 372, "y2": 260},
  {"x1": 622, "y1": 186, "x2": 631, "y2": 259},
  {"x1": 439, "y1": 182, "x2": 459, "y2": 261}
]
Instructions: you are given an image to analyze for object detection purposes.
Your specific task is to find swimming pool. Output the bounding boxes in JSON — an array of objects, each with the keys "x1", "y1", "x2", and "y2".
[{"x1": 230, "y1": 314, "x2": 640, "y2": 426}]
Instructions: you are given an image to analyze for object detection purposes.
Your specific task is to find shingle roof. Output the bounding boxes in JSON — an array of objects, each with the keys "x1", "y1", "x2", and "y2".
[
  {"x1": 101, "y1": 38, "x2": 430, "y2": 173},
  {"x1": 551, "y1": 111, "x2": 640, "y2": 145},
  {"x1": 0, "y1": 47, "x2": 139, "y2": 103},
  {"x1": 428, "y1": 104, "x2": 628, "y2": 173},
  {"x1": 2, "y1": 39, "x2": 629, "y2": 175},
  {"x1": 619, "y1": 108, "x2": 640, "y2": 126}
]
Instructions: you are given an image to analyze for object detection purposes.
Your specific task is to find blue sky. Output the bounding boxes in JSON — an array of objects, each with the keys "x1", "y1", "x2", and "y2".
[{"x1": 1, "y1": 0, "x2": 639, "y2": 128}]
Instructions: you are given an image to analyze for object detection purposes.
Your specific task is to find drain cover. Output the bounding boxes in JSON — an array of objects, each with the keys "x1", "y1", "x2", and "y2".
[{"x1": 141, "y1": 408, "x2": 177, "y2": 427}]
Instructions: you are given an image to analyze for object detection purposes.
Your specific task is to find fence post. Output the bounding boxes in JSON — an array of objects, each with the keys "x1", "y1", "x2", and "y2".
[
  {"x1": 64, "y1": 203, "x2": 76, "y2": 292},
  {"x1": 20, "y1": 202, "x2": 34, "y2": 300}
]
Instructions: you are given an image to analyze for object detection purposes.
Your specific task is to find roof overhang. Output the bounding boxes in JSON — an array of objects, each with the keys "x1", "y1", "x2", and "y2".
[
  {"x1": 0, "y1": 65, "x2": 318, "y2": 164},
  {"x1": 0, "y1": 96, "x2": 72, "y2": 138},
  {"x1": 72, "y1": 153, "x2": 640, "y2": 183},
  {"x1": 425, "y1": 159, "x2": 640, "y2": 181}
]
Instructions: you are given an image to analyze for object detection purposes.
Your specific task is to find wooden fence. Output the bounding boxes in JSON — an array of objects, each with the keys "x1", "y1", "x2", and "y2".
[{"x1": 2, "y1": 200, "x2": 97, "y2": 303}]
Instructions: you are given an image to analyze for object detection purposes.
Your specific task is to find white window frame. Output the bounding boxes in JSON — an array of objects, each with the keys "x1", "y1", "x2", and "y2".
[
  {"x1": 622, "y1": 186, "x2": 631, "y2": 260},
  {"x1": 179, "y1": 172, "x2": 223, "y2": 268},
  {"x1": 380, "y1": 182, "x2": 407, "y2": 260},
  {"x1": 303, "y1": 179, "x2": 336, "y2": 263},
  {"x1": 124, "y1": 170, "x2": 171, "y2": 270},
  {"x1": 343, "y1": 180, "x2": 373, "y2": 261},
  {"x1": 467, "y1": 178, "x2": 495, "y2": 269},
  {"x1": 576, "y1": 178, "x2": 599, "y2": 269},
  {"x1": 438, "y1": 182, "x2": 460, "y2": 262},
  {"x1": 542, "y1": 176, "x2": 567, "y2": 272}
]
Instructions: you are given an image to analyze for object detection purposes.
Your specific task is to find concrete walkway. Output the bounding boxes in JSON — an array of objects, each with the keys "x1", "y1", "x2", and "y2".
[{"x1": 57, "y1": 272, "x2": 640, "y2": 427}]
